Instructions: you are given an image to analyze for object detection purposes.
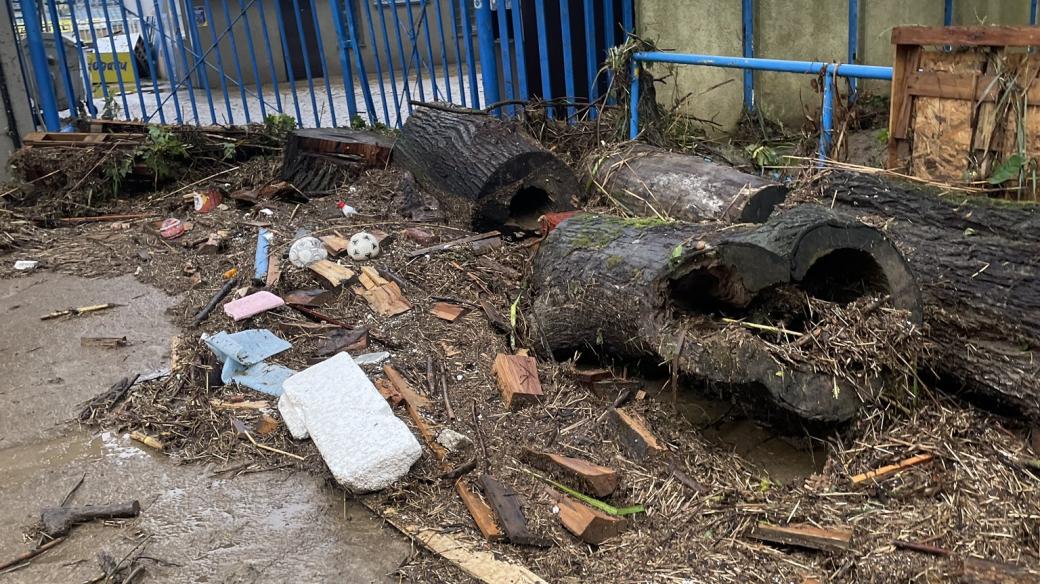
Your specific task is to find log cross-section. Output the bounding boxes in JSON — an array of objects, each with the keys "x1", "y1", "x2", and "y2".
[{"x1": 395, "y1": 105, "x2": 579, "y2": 231}]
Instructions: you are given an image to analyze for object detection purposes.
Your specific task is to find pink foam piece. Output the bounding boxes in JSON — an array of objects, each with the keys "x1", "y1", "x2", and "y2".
[{"x1": 223, "y1": 291, "x2": 285, "y2": 321}]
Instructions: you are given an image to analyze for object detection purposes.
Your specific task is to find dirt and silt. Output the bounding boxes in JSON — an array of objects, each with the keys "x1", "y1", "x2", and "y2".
[{"x1": 0, "y1": 124, "x2": 1037, "y2": 583}]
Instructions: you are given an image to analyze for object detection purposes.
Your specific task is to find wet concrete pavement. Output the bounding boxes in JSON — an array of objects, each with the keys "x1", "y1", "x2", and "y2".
[{"x1": 0, "y1": 273, "x2": 411, "y2": 583}]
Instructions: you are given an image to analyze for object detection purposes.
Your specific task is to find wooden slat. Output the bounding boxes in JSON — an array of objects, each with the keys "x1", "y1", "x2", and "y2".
[
  {"x1": 478, "y1": 475, "x2": 549, "y2": 547},
  {"x1": 850, "y1": 453, "x2": 935, "y2": 486},
  {"x1": 455, "y1": 480, "x2": 504, "y2": 541},
  {"x1": 750, "y1": 523, "x2": 854, "y2": 554},
  {"x1": 904, "y1": 71, "x2": 1040, "y2": 103},
  {"x1": 892, "y1": 26, "x2": 1040, "y2": 48}
]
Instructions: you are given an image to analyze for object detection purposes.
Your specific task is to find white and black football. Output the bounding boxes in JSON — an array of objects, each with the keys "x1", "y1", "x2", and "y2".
[{"x1": 348, "y1": 231, "x2": 380, "y2": 260}]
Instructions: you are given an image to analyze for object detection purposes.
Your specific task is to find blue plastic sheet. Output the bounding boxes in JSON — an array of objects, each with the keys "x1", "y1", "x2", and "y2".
[{"x1": 205, "y1": 329, "x2": 294, "y2": 396}]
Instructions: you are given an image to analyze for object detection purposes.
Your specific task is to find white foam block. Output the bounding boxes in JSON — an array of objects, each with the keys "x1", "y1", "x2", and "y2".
[{"x1": 277, "y1": 352, "x2": 422, "y2": 492}]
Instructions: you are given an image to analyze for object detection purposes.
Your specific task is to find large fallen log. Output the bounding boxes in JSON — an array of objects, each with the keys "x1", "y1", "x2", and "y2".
[
  {"x1": 280, "y1": 128, "x2": 395, "y2": 193},
  {"x1": 581, "y1": 143, "x2": 788, "y2": 223},
  {"x1": 815, "y1": 171, "x2": 1040, "y2": 418},
  {"x1": 530, "y1": 205, "x2": 921, "y2": 425},
  {"x1": 394, "y1": 104, "x2": 579, "y2": 231}
]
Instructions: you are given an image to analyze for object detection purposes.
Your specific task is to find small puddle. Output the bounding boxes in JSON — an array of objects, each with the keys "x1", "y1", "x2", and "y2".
[{"x1": 676, "y1": 392, "x2": 826, "y2": 484}]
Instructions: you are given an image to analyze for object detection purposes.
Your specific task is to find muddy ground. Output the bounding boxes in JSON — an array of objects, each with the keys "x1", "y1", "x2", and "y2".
[{"x1": 0, "y1": 273, "x2": 411, "y2": 583}]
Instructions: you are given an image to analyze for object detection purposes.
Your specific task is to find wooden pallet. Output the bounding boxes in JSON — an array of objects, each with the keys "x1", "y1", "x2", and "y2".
[
  {"x1": 22, "y1": 131, "x2": 145, "y2": 149},
  {"x1": 887, "y1": 26, "x2": 1040, "y2": 199}
]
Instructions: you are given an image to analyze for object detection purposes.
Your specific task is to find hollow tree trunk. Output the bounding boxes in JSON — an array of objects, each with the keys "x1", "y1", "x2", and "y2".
[
  {"x1": 581, "y1": 144, "x2": 788, "y2": 223},
  {"x1": 394, "y1": 104, "x2": 580, "y2": 231},
  {"x1": 529, "y1": 205, "x2": 921, "y2": 425},
  {"x1": 280, "y1": 128, "x2": 395, "y2": 193},
  {"x1": 816, "y1": 171, "x2": 1040, "y2": 418}
]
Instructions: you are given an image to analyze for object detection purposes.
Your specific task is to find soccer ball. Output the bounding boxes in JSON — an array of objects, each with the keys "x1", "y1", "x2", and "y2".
[
  {"x1": 348, "y1": 231, "x2": 380, "y2": 260},
  {"x1": 288, "y1": 236, "x2": 328, "y2": 268}
]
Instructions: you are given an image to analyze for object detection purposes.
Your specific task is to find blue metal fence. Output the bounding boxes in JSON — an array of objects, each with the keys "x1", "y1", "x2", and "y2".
[{"x1": 10, "y1": 0, "x2": 637, "y2": 132}]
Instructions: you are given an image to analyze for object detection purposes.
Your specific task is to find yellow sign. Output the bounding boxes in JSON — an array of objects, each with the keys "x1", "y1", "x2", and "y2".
[{"x1": 86, "y1": 51, "x2": 138, "y2": 96}]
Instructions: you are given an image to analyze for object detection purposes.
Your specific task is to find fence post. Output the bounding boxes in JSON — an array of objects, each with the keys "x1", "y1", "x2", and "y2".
[
  {"x1": 19, "y1": 0, "x2": 61, "y2": 130},
  {"x1": 474, "y1": 0, "x2": 500, "y2": 112}
]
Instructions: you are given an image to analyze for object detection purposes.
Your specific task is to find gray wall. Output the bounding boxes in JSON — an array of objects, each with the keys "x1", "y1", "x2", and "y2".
[
  {"x1": 0, "y1": 0, "x2": 37, "y2": 178},
  {"x1": 637, "y1": 0, "x2": 1036, "y2": 133}
]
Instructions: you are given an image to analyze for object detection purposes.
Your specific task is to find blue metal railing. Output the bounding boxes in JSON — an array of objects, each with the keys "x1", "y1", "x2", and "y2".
[{"x1": 628, "y1": 53, "x2": 894, "y2": 160}]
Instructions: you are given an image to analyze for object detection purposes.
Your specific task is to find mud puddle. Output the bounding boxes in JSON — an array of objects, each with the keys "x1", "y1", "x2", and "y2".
[{"x1": 0, "y1": 273, "x2": 410, "y2": 583}]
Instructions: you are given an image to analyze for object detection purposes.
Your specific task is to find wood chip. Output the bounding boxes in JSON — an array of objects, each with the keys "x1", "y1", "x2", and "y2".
[
  {"x1": 492, "y1": 354, "x2": 544, "y2": 411},
  {"x1": 431, "y1": 302, "x2": 468, "y2": 322},
  {"x1": 478, "y1": 475, "x2": 549, "y2": 547},
  {"x1": 383, "y1": 365, "x2": 432, "y2": 409},
  {"x1": 308, "y1": 259, "x2": 356, "y2": 288},
  {"x1": 750, "y1": 523, "x2": 854, "y2": 554},
  {"x1": 521, "y1": 448, "x2": 619, "y2": 497},
  {"x1": 607, "y1": 408, "x2": 666, "y2": 460},
  {"x1": 375, "y1": 378, "x2": 404, "y2": 408},
  {"x1": 355, "y1": 266, "x2": 412, "y2": 316},
  {"x1": 209, "y1": 399, "x2": 270, "y2": 410},
  {"x1": 320, "y1": 235, "x2": 351, "y2": 256}
]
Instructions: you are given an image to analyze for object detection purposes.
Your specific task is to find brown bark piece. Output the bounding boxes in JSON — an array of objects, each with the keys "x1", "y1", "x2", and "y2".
[
  {"x1": 492, "y1": 354, "x2": 544, "y2": 411},
  {"x1": 355, "y1": 266, "x2": 412, "y2": 317},
  {"x1": 571, "y1": 368, "x2": 611, "y2": 384},
  {"x1": 607, "y1": 408, "x2": 666, "y2": 460},
  {"x1": 478, "y1": 475, "x2": 549, "y2": 547},
  {"x1": 431, "y1": 302, "x2": 467, "y2": 322},
  {"x1": 750, "y1": 523, "x2": 854, "y2": 554},
  {"x1": 961, "y1": 557, "x2": 1039, "y2": 583},
  {"x1": 456, "y1": 480, "x2": 504, "y2": 541},
  {"x1": 521, "y1": 448, "x2": 619, "y2": 497},
  {"x1": 555, "y1": 495, "x2": 627, "y2": 545},
  {"x1": 308, "y1": 260, "x2": 356, "y2": 288},
  {"x1": 383, "y1": 365, "x2": 432, "y2": 409},
  {"x1": 265, "y1": 252, "x2": 282, "y2": 288}
]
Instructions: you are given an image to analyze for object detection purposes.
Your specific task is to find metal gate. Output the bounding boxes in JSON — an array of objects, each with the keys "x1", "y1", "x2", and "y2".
[{"x1": 9, "y1": 0, "x2": 635, "y2": 131}]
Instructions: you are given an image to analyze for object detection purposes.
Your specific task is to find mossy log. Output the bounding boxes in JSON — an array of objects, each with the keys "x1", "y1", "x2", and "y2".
[{"x1": 529, "y1": 205, "x2": 921, "y2": 425}]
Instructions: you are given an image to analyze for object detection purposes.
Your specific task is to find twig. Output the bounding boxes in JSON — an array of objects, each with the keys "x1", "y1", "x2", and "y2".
[
  {"x1": 163, "y1": 166, "x2": 240, "y2": 199},
  {"x1": 60, "y1": 473, "x2": 86, "y2": 506},
  {"x1": 471, "y1": 400, "x2": 490, "y2": 471},
  {"x1": 722, "y1": 317, "x2": 804, "y2": 337},
  {"x1": 0, "y1": 537, "x2": 66, "y2": 571},
  {"x1": 441, "y1": 371, "x2": 455, "y2": 421},
  {"x1": 893, "y1": 539, "x2": 953, "y2": 557}
]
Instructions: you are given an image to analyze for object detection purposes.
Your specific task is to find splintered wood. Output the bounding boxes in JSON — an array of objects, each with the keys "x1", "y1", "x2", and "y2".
[
  {"x1": 354, "y1": 266, "x2": 412, "y2": 316},
  {"x1": 553, "y1": 493, "x2": 627, "y2": 545},
  {"x1": 607, "y1": 408, "x2": 666, "y2": 460},
  {"x1": 750, "y1": 523, "x2": 854, "y2": 554},
  {"x1": 522, "y1": 448, "x2": 618, "y2": 497},
  {"x1": 492, "y1": 354, "x2": 544, "y2": 410},
  {"x1": 320, "y1": 235, "x2": 351, "y2": 256},
  {"x1": 850, "y1": 453, "x2": 935, "y2": 486},
  {"x1": 308, "y1": 260, "x2": 356, "y2": 288}
]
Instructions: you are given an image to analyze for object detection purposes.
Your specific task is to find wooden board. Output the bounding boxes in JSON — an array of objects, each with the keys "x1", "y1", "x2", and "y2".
[
  {"x1": 382, "y1": 365, "x2": 432, "y2": 409},
  {"x1": 750, "y1": 523, "x2": 854, "y2": 554},
  {"x1": 607, "y1": 408, "x2": 666, "y2": 460},
  {"x1": 456, "y1": 480, "x2": 504, "y2": 541},
  {"x1": 492, "y1": 354, "x2": 544, "y2": 410},
  {"x1": 478, "y1": 475, "x2": 548, "y2": 547},
  {"x1": 320, "y1": 235, "x2": 351, "y2": 256},
  {"x1": 892, "y1": 26, "x2": 1040, "y2": 48},
  {"x1": 554, "y1": 494, "x2": 626, "y2": 545},
  {"x1": 308, "y1": 260, "x2": 356, "y2": 288},
  {"x1": 355, "y1": 266, "x2": 412, "y2": 317}
]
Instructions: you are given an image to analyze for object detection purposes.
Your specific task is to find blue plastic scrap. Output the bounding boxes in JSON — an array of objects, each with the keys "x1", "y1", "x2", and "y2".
[
  {"x1": 204, "y1": 329, "x2": 295, "y2": 396},
  {"x1": 254, "y1": 228, "x2": 271, "y2": 281}
]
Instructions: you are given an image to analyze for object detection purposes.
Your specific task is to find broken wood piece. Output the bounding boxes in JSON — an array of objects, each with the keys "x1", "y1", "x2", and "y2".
[
  {"x1": 355, "y1": 266, "x2": 412, "y2": 316},
  {"x1": 402, "y1": 227, "x2": 437, "y2": 245},
  {"x1": 571, "y1": 368, "x2": 612, "y2": 385},
  {"x1": 750, "y1": 523, "x2": 854, "y2": 554},
  {"x1": 209, "y1": 399, "x2": 270, "y2": 410},
  {"x1": 552, "y1": 492, "x2": 627, "y2": 545},
  {"x1": 407, "y1": 231, "x2": 502, "y2": 258},
  {"x1": 492, "y1": 354, "x2": 543, "y2": 410},
  {"x1": 309, "y1": 260, "x2": 357, "y2": 288},
  {"x1": 320, "y1": 235, "x2": 351, "y2": 256},
  {"x1": 478, "y1": 475, "x2": 550, "y2": 547},
  {"x1": 383, "y1": 365, "x2": 432, "y2": 409},
  {"x1": 607, "y1": 408, "x2": 666, "y2": 460},
  {"x1": 255, "y1": 413, "x2": 279, "y2": 435},
  {"x1": 479, "y1": 299, "x2": 511, "y2": 334},
  {"x1": 370, "y1": 510, "x2": 547, "y2": 584},
  {"x1": 469, "y1": 236, "x2": 502, "y2": 255},
  {"x1": 129, "y1": 431, "x2": 163, "y2": 450},
  {"x1": 961, "y1": 557, "x2": 1039, "y2": 583},
  {"x1": 41, "y1": 303, "x2": 121, "y2": 320},
  {"x1": 455, "y1": 480, "x2": 504, "y2": 541},
  {"x1": 892, "y1": 539, "x2": 953, "y2": 557},
  {"x1": 315, "y1": 327, "x2": 368, "y2": 357},
  {"x1": 375, "y1": 378, "x2": 404, "y2": 408},
  {"x1": 80, "y1": 336, "x2": 129, "y2": 348},
  {"x1": 850, "y1": 453, "x2": 935, "y2": 486},
  {"x1": 41, "y1": 501, "x2": 141, "y2": 537},
  {"x1": 280, "y1": 128, "x2": 394, "y2": 192},
  {"x1": 521, "y1": 448, "x2": 619, "y2": 497},
  {"x1": 283, "y1": 289, "x2": 335, "y2": 307},
  {"x1": 265, "y1": 252, "x2": 282, "y2": 288},
  {"x1": 431, "y1": 302, "x2": 468, "y2": 322}
]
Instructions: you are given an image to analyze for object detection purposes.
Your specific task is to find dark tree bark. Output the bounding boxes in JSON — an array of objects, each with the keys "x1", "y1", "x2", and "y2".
[
  {"x1": 394, "y1": 104, "x2": 580, "y2": 231},
  {"x1": 529, "y1": 205, "x2": 921, "y2": 425},
  {"x1": 816, "y1": 171, "x2": 1040, "y2": 418},
  {"x1": 581, "y1": 144, "x2": 788, "y2": 223},
  {"x1": 280, "y1": 128, "x2": 395, "y2": 193}
]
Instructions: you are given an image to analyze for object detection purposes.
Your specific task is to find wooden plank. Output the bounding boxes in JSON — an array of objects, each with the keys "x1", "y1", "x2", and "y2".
[
  {"x1": 373, "y1": 515, "x2": 547, "y2": 584},
  {"x1": 455, "y1": 480, "x2": 504, "y2": 541},
  {"x1": 905, "y1": 71, "x2": 1040, "y2": 103},
  {"x1": 308, "y1": 260, "x2": 356, "y2": 288},
  {"x1": 850, "y1": 453, "x2": 935, "y2": 486},
  {"x1": 961, "y1": 557, "x2": 1039, "y2": 583},
  {"x1": 320, "y1": 235, "x2": 351, "y2": 256},
  {"x1": 892, "y1": 26, "x2": 1040, "y2": 48},
  {"x1": 382, "y1": 364, "x2": 432, "y2": 409},
  {"x1": 478, "y1": 475, "x2": 549, "y2": 547},
  {"x1": 750, "y1": 523, "x2": 854, "y2": 554},
  {"x1": 492, "y1": 354, "x2": 544, "y2": 411},
  {"x1": 431, "y1": 302, "x2": 468, "y2": 322},
  {"x1": 571, "y1": 368, "x2": 612, "y2": 385},
  {"x1": 374, "y1": 378, "x2": 404, "y2": 408},
  {"x1": 552, "y1": 493, "x2": 627, "y2": 545},
  {"x1": 355, "y1": 266, "x2": 412, "y2": 317},
  {"x1": 408, "y1": 231, "x2": 501, "y2": 258},
  {"x1": 607, "y1": 408, "x2": 666, "y2": 460},
  {"x1": 521, "y1": 448, "x2": 619, "y2": 497}
]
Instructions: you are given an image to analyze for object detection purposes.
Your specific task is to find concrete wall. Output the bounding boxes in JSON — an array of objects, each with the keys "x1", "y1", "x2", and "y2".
[
  {"x1": 0, "y1": 0, "x2": 36, "y2": 178},
  {"x1": 636, "y1": 0, "x2": 1038, "y2": 132}
]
